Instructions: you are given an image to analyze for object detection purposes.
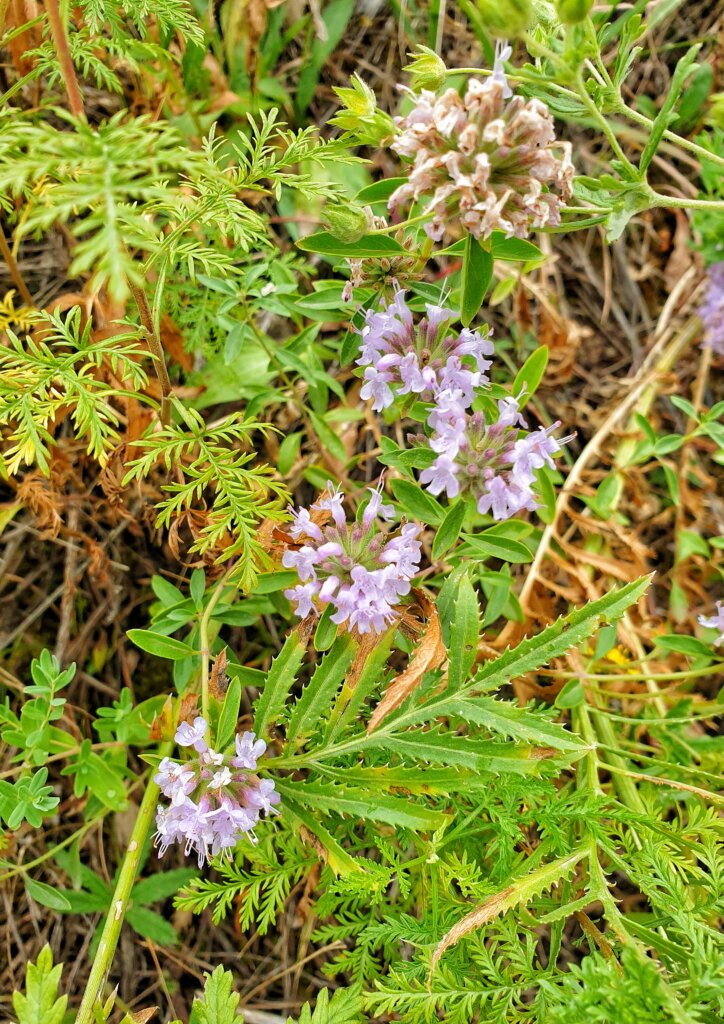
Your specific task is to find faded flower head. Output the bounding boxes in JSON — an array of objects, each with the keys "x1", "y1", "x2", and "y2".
[
  {"x1": 698, "y1": 600, "x2": 724, "y2": 645},
  {"x1": 283, "y1": 482, "x2": 421, "y2": 634},
  {"x1": 700, "y1": 262, "x2": 724, "y2": 356},
  {"x1": 419, "y1": 392, "x2": 570, "y2": 520},
  {"x1": 356, "y1": 289, "x2": 493, "y2": 411},
  {"x1": 154, "y1": 717, "x2": 279, "y2": 867},
  {"x1": 388, "y1": 76, "x2": 574, "y2": 241}
]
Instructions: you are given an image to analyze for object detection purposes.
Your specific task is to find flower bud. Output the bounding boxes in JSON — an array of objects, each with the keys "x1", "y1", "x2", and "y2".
[
  {"x1": 322, "y1": 202, "x2": 371, "y2": 243},
  {"x1": 556, "y1": 0, "x2": 593, "y2": 23},
  {"x1": 476, "y1": 0, "x2": 532, "y2": 38},
  {"x1": 403, "y1": 46, "x2": 447, "y2": 91}
]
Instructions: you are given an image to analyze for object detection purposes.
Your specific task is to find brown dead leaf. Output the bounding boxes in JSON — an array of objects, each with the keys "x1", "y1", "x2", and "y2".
[
  {"x1": 149, "y1": 695, "x2": 175, "y2": 742},
  {"x1": 129, "y1": 1010, "x2": 158, "y2": 1024},
  {"x1": 366, "y1": 591, "x2": 445, "y2": 734},
  {"x1": 429, "y1": 885, "x2": 515, "y2": 979},
  {"x1": 208, "y1": 648, "x2": 229, "y2": 699},
  {"x1": 15, "y1": 473, "x2": 63, "y2": 536},
  {"x1": 160, "y1": 314, "x2": 193, "y2": 373},
  {"x1": 177, "y1": 691, "x2": 199, "y2": 725}
]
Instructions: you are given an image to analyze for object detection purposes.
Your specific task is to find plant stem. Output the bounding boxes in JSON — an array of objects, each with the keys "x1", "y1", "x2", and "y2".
[
  {"x1": 43, "y1": 0, "x2": 84, "y2": 119},
  {"x1": 129, "y1": 279, "x2": 172, "y2": 427},
  {"x1": 0, "y1": 226, "x2": 34, "y2": 307},
  {"x1": 74, "y1": 745, "x2": 171, "y2": 1024}
]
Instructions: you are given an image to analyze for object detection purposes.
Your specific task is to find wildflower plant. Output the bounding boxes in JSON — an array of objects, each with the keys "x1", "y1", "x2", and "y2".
[{"x1": 1, "y1": 2, "x2": 724, "y2": 1024}]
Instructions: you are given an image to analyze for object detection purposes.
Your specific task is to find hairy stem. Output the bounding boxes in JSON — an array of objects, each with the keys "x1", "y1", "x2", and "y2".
[
  {"x1": 74, "y1": 746, "x2": 171, "y2": 1024},
  {"x1": 129, "y1": 279, "x2": 172, "y2": 427},
  {"x1": 43, "y1": 0, "x2": 84, "y2": 119}
]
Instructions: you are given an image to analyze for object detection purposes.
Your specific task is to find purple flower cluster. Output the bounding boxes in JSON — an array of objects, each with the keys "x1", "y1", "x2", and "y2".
[
  {"x1": 357, "y1": 290, "x2": 493, "y2": 412},
  {"x1": 154, "y1": 717, "x2": 279, "y2": 867},
  {"x1": 698, "y1": 601, "x2": 724, "y2": 645},
  {"x1": 700, "y1": 262, "x2": 724, "y2": 355},
  {"x1": 419, "y1": 394, "x2": 570, "y2": 520},
  {"x1": 283, "y1": 483, "x2": 421, "y2": 634}
]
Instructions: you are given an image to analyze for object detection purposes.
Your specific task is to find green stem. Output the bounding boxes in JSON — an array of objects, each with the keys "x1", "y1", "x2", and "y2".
[
  {"x1": 375, "y1": 211, "x2": 433, "y2": 234},
  {"x1": 651, "y1": 193, "x2": 724, "y2": 212},
  {"x1": 74, "y1": 746, "x2": 171, "y2": 1024},
  {"x1": 623, "y1": 105, "x2": 724, "y2": 173}
]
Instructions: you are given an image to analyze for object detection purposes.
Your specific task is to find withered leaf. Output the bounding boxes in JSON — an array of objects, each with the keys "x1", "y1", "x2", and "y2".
[
  {"x1": 208, "y1": 647, "x2": 229, "y2": 699},
  {"x1": 367, "y1": 590, "x2": 445, "y2": 734}
]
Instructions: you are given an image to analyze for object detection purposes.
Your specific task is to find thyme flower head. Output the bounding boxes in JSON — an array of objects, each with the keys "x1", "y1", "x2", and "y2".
[
  {"x1": 154, "y1": 718, "x2": 279, "y2": 868},
  {"x1": 356, "y1": 289, "x2": 493, "y2": 411},
  {"x1": 283, "y1": 482, "x2": 422, "y2": 634},
  {"x1": 698, "y1": 600, "x2": 724, "y2": 644},
  {"x1": 388, "y1": 77, "x2": 574, "y2": 241},
  {"x1": 419, "y1": 393, "x2": 571, "y2": 520},
  {"x1": 700, "y1": 262, "x2": 724, "y2": 355}
]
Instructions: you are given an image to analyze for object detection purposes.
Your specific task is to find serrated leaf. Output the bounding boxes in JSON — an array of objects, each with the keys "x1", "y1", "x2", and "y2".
[
  {"x1": 430, "y1": 848, "x2": 585, "y2": 974},
  {"x1": 279, "y1": 780, "x2": 446, "y2": 830},
  {"x1": 286, "y1": 634, "x2": 356, "y2": 750},
  {"x1": 253, "y1": 631, "x2": 307, "y2": 739}
]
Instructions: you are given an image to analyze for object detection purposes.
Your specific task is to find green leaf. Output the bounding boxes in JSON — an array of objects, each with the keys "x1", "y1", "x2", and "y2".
[
  {"x1": 12, "y1": 944, "x2": 67, "y2": 1024},
  {"x1": 216, "y1": 677, "x2": 242, "y2": 751},
  {"x1": 447, "y1": 572, "x2": 480, "y2": 692},
  {"x1": 491, "y1": 235, "x2": 543, "y2": 262},
  {"x1": 463, "y1": 532, "x2": 533, "y2": 564},
  {"x1": 355, "y1": 178, "x2": 407, "y2": 203},
  {"x1": 639, "y1": 43, "x2": 701, "y2": 175},
  {"x1": 460, "y1": 234, "x2": 493, "y2": 327},
  {"x1": 391, "y1": 478, "x2": 443, "y2": 525},
  {"x1": 555, "y1": 677, "x2": 585, "y2": 709},
  {"x1": 279, "y1": 780, "x2": 446, "y2": 830},
  {"x1": 309, "y1": 411, "x2": 348, "y2": 464},
  {"x1": 372, "y1": 578, "x2": 651, "y2": 740},
  {"x1": 365, "y1": 729, "x2": 572, "y2": 775},
  {"x1": 126, "y1": 629, "x2": 196, "y2": 661},
  {"x1": 431, "y1": 501, "x2": 466, "y2": 560},
  {"x1": 296, "y1": 231, "x2": 406, "y2": 258},
  {"x1": 654, "y1": 635, "x2": 713, "y2": 658},
  {"x1": 314, "y1": 604, "x2": 338, "y2": 652},
  {"x1": 286, "y1": 634, "x2": 356, "y2": 749},
  {"x1": 282, "y1": 795, "x2": 364, "y2": 877},
  {"x1": 126, "y1": 905, "x2": 179, "y2": 946},
  {"x1": 131, "y1": 868, "x2": 199, "y2": 906},
  {"x1": 514, "y1": 347, "x2": 549, "y2": 404},
  {"x1": 254, "y1": 632, "x2": 307, "y2": 739},
  {"x1": 288, "y1": 985, "x2": 364, "y2": 1024},
  {"x1": 25, "y1": 878, "x2": 72, "y2": 913},
  {"x1": 191, "y1": 965, "x2": 240, "y2": 1024}
]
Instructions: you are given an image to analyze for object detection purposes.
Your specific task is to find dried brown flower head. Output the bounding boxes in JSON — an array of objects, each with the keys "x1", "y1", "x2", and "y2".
[{"x1": 388, "y1": 78, "x2": 574, "y2": 242}]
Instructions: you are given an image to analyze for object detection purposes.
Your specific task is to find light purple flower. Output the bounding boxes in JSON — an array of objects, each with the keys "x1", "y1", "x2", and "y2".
[
  {"x1": 283, "y1": 481, "x2": 421, "y2": 635},
  {"x1": 700, "y1": 262, "x2": 724, "y2": 355},
  {"x1": 154, "y1": 726, "x2": 277, "y2": 868},
  {"x1": 232, "y1": 732, "x2": 267, "y2": 770},
  {"x1": 175, "y1": 717, "x2": 208, "y2": 753},
  {"x1": 418, "y1": 397, "x2": 570, "y2": 521},
  {"x1": 356, "y1": 290, "x2": 493, "y2": 413},
  {"x1": 698, "y1": 600, "x2": 724, "y2": 645}
]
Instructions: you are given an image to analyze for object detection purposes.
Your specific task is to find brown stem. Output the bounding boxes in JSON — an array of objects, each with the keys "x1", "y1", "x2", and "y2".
[
  {"x1": 129, "y1": 279, "x2": 172, "y2": 426},
  {"x1": 0, "y1": 226, "x2": 34, "y2": 307},
  {"x1": 44, "y1": 0, "x2": 84, "y2": 119}
]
